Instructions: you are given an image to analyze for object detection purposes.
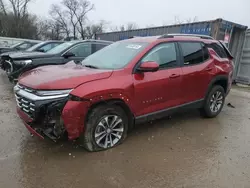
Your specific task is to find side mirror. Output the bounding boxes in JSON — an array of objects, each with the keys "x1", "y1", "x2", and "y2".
[
  {"x1": 137, "y1": 61, "x2": 159, "y2": 72},
  {"x1": 63, "y1": 51, "x2": 75, "y2": 58}
]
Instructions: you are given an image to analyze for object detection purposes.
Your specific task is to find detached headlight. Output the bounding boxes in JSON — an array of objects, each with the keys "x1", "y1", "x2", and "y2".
[
  {"x1": 14, "y1": 59, "x2": 32, "y2": 65},
  {"x1": 35, "y1": 89, "x2": 72, "y2": 96}
]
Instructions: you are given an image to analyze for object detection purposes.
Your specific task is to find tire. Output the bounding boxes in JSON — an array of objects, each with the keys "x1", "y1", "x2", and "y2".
[
  {"x1": 200, "y1": 85, "x2": 225, "y2": 118},
  {"x1": 80, "y1": 105, "x2": 128, "y2": 152}
]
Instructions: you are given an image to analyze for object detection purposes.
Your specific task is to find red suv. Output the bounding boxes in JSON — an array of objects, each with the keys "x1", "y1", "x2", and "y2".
[{"x1": 14, "y1": 34, "x2": 234, "y2": 152}]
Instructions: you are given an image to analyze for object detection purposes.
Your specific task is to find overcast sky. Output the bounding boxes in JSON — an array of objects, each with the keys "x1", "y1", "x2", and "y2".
[{"x1": 29, "y1": 0, "x2": 250, "y2": 29}]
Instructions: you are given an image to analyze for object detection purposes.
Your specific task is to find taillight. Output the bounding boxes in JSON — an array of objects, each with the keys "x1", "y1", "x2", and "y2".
[{"x1": 208, "y1": 48, "x2": 217, "y2": 57}]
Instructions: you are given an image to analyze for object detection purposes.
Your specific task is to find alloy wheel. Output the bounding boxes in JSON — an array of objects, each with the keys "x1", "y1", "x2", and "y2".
[
  {"x1": 210, "y1": 91, "x2": 224, "y2": 113},
  {"x1": 94, "y1": 115, "x2": 124, "y2": 149}
]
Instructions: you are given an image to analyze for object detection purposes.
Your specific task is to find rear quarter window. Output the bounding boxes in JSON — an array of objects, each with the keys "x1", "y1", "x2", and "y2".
[{"x1": 206, "y1": 43, "x2": 228, "y2": 58}]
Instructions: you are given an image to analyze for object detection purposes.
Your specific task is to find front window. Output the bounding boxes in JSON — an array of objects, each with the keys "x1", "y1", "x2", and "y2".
[
  {"x1": 141, "y1": 43, "x2": 177, "y2": 68},
  {"x1": 81, "y1": 41, "x2": 149, "y2": 69},
  {"x1": 46, "y1": 42, "x2": 74, "y2": 54}
]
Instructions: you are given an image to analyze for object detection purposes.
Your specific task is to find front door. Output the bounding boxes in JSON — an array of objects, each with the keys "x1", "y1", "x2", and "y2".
[{"x1": 132, "y1": 42, "x2": 182, "y2": 117}]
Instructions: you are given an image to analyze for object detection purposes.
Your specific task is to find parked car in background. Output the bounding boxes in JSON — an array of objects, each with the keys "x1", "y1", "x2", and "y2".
[
  {"x1": 1, "y1": 41, "x2": 64, "y2": 60},
  {"x1": 22, "y1": 40, "x2": 64, "y2": 53},
  {"x1": 1, "y1": 40, "x2": 112, "y2": 82},
  {"x1": 0, "y1": 41, "x2": 40, "y2": 55},
  {"x1": 0, "y1": 40, "x2": 64, "y2": 79},
  {"x1": 14, "y1": 34, "x2": 234, "y2": 152}
]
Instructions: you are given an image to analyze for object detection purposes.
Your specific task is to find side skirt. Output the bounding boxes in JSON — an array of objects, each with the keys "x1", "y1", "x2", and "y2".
[{"x1": 135, "y1": 99, "x2": 204, "y2": 124}]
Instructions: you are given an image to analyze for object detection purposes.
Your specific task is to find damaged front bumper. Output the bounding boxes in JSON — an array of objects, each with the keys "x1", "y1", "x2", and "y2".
[
  {"x1": 1, "y1": 57, "x2": 30, "y2": 82},
  {"x1": 14, "y1": 84, "x2": 90, "y2": 141}
]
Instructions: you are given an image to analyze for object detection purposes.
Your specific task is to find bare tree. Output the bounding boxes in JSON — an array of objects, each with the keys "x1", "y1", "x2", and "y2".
[
  {"x1": 126, "y1": 22, "x2": 138, "y2": 30},
  {"x1": 62, "y1": 0, "x2": 79, "y2": 39},
  {"x1": 185, "y1": 16, "x2": 198, "y2": 23},
  {"x1": 50, "y1": 4, "x2": 71, "y2": 38},
  {"x1": 173, "y1": 16, "x2": 198, "y2": 24},
  {"x1": 50, "y1": 0, "x2": 94, "y2": 39},
  {"x1": 74, "y1": 0, "x2": 94, "y2": 39},
  {"x1": 84, "y1": 20, "x2": 107, "y2": 39},
  {"x1": 0, "y1": 0, "x2": 7, "y2": 36},
  {"x1": 0, "y1": 0, "x2": 7, "y2": 15},
  {"x1": 8, "y1": 0, "x2": 31, "y2": 17},
  {"x1": 0, "y1": 0, "x2": 38, "y2": 38},
  {"x1": 110, "y1": 22, "x2": 139, "y2": 32},
  {"x1": 8, "y1": 0, "x2": 32, "y2": 37}
]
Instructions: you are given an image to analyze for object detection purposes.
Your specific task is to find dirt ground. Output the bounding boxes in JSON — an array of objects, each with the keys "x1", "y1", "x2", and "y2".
[{"x1": 1, "y1": 70, "x2": 250, "y2": 188}]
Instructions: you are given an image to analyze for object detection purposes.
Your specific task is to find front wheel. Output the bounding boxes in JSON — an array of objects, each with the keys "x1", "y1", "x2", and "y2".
[
  {"x1": 200, "y1": 85, "x2": 225, "y2": 118},
  {"x1": 80, "y1": 105, "x2": 128, "y2": 152}
]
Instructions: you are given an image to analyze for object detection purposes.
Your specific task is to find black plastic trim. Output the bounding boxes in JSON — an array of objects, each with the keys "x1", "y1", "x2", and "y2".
[
  {"x1": 205, "y1": 75, "x2": 228, "y2": 97},
  {"x1": 135, "y1": 99, "x2": 204, "y2": 124}
]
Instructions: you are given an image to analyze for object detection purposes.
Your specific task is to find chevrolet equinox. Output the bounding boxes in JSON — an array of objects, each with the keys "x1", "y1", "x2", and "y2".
[{"x1": 14, "y1": 34, "x2": 234, "y2": 152}]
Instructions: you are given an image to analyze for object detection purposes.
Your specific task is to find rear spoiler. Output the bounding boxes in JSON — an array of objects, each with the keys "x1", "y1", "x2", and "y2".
[{"x1": 218, "y1": 40, "x2": 234, "y2": 60}]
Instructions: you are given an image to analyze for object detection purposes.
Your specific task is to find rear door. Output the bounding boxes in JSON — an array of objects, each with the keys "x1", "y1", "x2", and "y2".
[{"x1": 179, "y1": 42, "x2": 214, "y2": 103}]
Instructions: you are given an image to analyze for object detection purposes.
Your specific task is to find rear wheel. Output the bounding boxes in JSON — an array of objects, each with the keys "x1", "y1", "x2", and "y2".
[
  {"x1": 200, "y1": 85, "x2": 225, "y2": 118},
  {"x1": 80, "y1": 105, "x2": 128, "y2": 152}
]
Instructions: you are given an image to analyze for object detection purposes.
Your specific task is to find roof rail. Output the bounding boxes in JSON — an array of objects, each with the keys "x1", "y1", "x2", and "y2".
[{"x1": 158, "y1": 33, "x2": 214, "y2": 40}]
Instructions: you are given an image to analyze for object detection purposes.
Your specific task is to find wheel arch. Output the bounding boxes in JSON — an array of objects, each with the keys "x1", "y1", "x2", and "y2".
[
  {"x1": 86, "y1": 99, "x2": 135, "y2": 130},
  {"x1": 206, "y1": 75, "x2": 228, "y2": 98}
]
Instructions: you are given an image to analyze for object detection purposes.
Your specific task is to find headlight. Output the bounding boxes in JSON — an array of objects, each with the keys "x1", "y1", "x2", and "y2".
[
  {"x1": 35, "y1": 89, "x2": 72, "y2": 96},
  {"x1": 14, "y1": 59, "x2": 32, "y2": 65}
]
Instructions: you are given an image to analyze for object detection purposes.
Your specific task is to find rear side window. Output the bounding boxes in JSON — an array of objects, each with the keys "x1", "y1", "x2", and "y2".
[
  {"x1": 179, "y1": 42, "x2": 204, "y2": 66},
  {"x1": 68, "y1": 43, "x2": 91, "y2": 57},
  {"x1": 38, "y1": 43, "x2": 55, "y2": 52},
  {"x1": 206, "y1": 43, "x2": 227, "y2": 58}
]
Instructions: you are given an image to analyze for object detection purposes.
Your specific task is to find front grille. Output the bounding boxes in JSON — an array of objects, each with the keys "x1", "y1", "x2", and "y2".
[
  {"x1": 15, "y1": 93, "x2": 35, "y2": 118},
  {"x1": 17, "y1": 83, "x2": 35, "y2": 93}
]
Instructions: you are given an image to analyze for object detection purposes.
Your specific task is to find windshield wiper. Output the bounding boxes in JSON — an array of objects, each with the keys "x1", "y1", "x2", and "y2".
[{"x1": 84, "y1": 65, "x2": 99, "y2": 69}]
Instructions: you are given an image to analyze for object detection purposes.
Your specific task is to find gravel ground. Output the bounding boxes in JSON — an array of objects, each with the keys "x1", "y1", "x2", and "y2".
[{"x1": 1, "y1": 70, "x2": 250, "y2": 188}]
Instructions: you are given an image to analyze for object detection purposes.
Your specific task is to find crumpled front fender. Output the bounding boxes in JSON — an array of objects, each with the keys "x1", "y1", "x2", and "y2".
[{"x1": 62, "y1": 100, "x2": 91, "y2": 140}]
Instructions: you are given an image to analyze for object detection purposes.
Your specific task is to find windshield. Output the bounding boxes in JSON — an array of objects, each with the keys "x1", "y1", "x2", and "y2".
[
  {"x1": 81, "y1": 41, "x2": 149, "y2": 69},
  {"x1": 26, "y1": 42, "x2": 45, "y2": 52},
  {"x1": 46, "y1": 42, "x2": 73, "y2": 54}
]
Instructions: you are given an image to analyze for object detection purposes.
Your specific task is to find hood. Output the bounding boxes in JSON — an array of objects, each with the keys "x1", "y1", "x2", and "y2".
[
  {"x1": 0, "y1": 47, "x2": 12, "y2": 50},
  {"x1": 18, "y1": 61, "x2": 113, "y2": 90},
  {"x1": 1, "y1": 50, "x2": 34, "y2": 57},
  {"x1": 0, "y1": 47, "x2": 16, "y2": 54},
  {"x1": 2, "y1": 51, "x2": 55, "y2": 60}
]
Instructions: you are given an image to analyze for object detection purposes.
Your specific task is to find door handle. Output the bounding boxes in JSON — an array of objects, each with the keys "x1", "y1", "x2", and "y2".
[
  {"x1": 169, "y1": 74, "x2": 180, "y2": 78},
  {"x1": 205, "y1": 67, "x2": 213, "y2": 71}
]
